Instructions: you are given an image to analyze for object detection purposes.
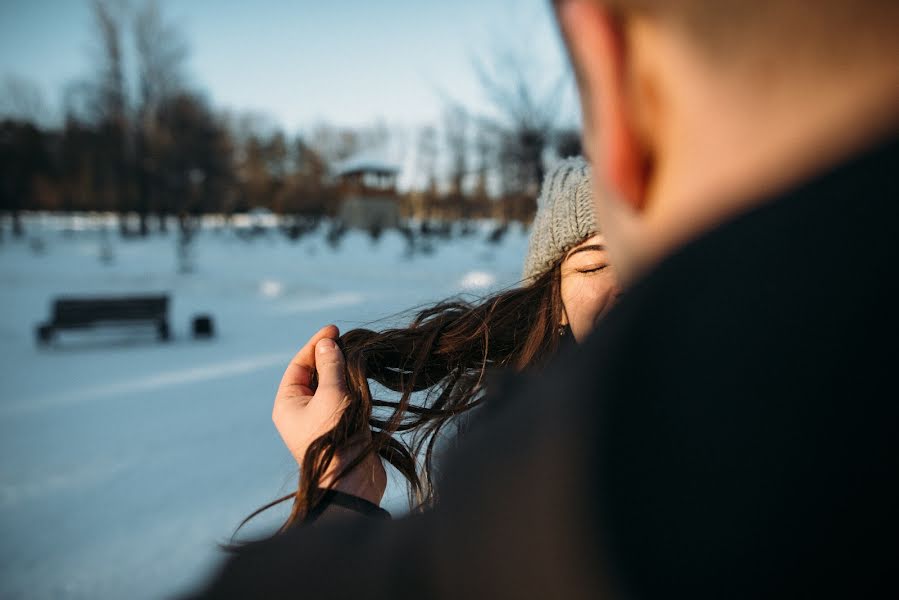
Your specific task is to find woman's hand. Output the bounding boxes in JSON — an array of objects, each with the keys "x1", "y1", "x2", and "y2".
[{"x1": 272, "y1": 324, "x2": 387, "y2": 505}]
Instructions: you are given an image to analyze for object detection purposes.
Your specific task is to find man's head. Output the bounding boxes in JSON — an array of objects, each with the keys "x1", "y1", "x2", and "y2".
[{"x1": 552, "y1": 0, "x2": 899, "y2": 285}]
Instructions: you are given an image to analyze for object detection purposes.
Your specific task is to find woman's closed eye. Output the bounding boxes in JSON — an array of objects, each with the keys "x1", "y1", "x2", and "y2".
[{"x1": 576, "y1": 263, "x2": 609, "y2": 274}]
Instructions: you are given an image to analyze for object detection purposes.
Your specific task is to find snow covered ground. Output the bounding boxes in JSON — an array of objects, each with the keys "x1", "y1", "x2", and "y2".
[{"x1": 0, "y1": 215, "x2": 530, "y2": 599}]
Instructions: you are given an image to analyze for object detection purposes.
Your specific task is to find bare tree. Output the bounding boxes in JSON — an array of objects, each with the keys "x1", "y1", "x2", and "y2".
[
  {"x1": 134, "y1": 0, "x2": 187, "y2": 113},
  {"x1": 87, "y1": 0, "x2": 130, "y2": 232},
  {"x1": 154, "y1": 93, "x2": 233, "y2": 219},
  {"x1": 443, "y1": 105, "x2": 469, "y2": 197},
  {"x1": 308, "y1": 124, "x2": 362, "y2": 166},
  {"x1": 449, "y1": 23, "x2": 581, "y2": 220},
  {"x1": 283, "y1": 136, "x2": 330, "y2": 218},
  {"x1": 473, "y1": 44, "x2": 570, "y2": 197},
  {"x1": 227, "y1": 113, "x2": 283, "y2": 212},
  {"x1": 133, "y1": 0, "x2": 189, "y2": 234},
  {"x1": 0, "y1": 121, "x2": 50, "y2": 237},
  {"x1": 77, "y1": 0, "x2": 192, "y2": 235},
  {"x1": 90, "y1": 0, "x2": 128, "y2": 126},
  {"x1": 0, "y1": 75, "x2": 49, "y2": 124},
  {"x1": 0, "y1": 76, "x2": 50, "y2": 237},
  {"x1": 472, "y1": 125, "x2": 492, "y2": 200},
  {"x1": 307, "y1": 122, "x2": 392, "y2": 168},
  {"x1": 417, "y1": 125, "x2": 438, "y2": 194}
]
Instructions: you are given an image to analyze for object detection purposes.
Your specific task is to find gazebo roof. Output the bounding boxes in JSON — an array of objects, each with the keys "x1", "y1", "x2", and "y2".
[{"x1": 333, "y1": 156, "x2": 400, "y2": 178}]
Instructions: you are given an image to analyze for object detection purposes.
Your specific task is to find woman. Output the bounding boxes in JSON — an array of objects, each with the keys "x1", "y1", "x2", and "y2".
[{"x1": 253, "y1": 157, "x2": 618, "y2": 531}]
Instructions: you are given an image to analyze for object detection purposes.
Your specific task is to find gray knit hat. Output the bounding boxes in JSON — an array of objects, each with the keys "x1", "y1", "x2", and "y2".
[{"x1": 522, "y1": 156, "x2": 597, "y2": 281}]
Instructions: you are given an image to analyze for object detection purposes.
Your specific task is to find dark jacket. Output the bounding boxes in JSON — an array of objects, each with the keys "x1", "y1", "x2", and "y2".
[{"x1": 190, "y1": 131, "x2": 899, "y2": 599}]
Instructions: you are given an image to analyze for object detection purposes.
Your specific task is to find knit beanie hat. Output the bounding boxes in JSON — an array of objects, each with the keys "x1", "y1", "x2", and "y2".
[{"x1": 522, "y1": 156, "x2": 598, "y2": 282}]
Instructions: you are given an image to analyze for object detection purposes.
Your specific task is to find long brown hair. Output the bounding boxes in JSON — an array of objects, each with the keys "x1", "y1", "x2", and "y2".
[{"x1": 239, "y1": 260, "x2": 565, "y2": 535}]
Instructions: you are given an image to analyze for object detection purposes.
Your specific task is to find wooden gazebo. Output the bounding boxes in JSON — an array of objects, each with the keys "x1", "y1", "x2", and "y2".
[{"x1": 333, "y1": 158, "x2": 401, "y2": 230}]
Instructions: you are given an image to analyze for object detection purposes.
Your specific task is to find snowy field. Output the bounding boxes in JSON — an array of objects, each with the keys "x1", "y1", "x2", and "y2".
[{"x1": 0, "y1": 214, "x2": 530, "y2": 599}]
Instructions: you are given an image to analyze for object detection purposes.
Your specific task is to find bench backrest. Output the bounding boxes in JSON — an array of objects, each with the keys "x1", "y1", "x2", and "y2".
[{"x1": 52, "y1": 295, "x2": 169, "y2": 326}]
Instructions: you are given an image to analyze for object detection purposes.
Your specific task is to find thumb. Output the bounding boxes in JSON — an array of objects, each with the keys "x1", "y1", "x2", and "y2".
[{"x1": 315, "y1": 337, "x2": 348, "y2": 393}]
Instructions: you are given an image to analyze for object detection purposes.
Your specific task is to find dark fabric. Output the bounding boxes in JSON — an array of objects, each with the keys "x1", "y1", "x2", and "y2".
[
  {"x1": 189, "y1": 131, "x2": 899, "y2": 599},
  {"x1": 305, "y1": 489, "x2": 392, "y2": 524}
]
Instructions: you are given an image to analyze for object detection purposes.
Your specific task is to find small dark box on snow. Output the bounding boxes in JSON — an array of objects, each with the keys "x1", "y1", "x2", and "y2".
[{"x1": 192, "y1": 315, "x2": 214, "y2": 339}]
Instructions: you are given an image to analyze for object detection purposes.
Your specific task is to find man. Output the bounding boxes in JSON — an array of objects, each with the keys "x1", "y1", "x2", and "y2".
[{"x1": 192, "y1": 1, "x2": 899, "y2": 597}]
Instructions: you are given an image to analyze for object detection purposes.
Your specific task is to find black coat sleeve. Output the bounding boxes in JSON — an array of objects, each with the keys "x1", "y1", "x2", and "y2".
[{"x1": 304, "y1": 489, "x2": 392, "y2": 524}]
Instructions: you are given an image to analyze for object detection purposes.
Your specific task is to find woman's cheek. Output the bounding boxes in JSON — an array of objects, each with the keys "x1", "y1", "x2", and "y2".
[
  {"x1": 584, "y1": 275, "x2": 618, "y2": 323},
  {"x1": 563, "y1": 277, "x2": 609, "y2": 341}
]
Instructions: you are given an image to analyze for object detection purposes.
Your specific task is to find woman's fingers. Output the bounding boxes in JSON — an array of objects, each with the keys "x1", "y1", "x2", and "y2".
[
  {"x1": 313, "y1": 338, "x2": 349, "y2": 412},
  {"x1": 295, "y1": 324, "x2": 339, "y2": 371},
  {"x1": 272, "y1": 327, "x2": 352, "y2": 466},
  {"x1": 277, "y1": 324, "x2": 339, "y2": 398}
]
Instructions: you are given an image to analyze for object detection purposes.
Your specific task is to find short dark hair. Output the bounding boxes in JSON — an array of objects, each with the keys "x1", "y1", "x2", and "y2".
[{"x1": 596, "y1": 0, "x2": 899, "y2": 66}]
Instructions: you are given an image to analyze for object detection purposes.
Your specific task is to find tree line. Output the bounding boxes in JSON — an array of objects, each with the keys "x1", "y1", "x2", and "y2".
[{"x1": 1, "y1": 0, "x2": 581, "y2": 238}]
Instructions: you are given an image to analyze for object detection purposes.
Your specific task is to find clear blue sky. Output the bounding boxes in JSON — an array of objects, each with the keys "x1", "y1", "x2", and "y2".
[{"x1": 0, "y1": 0, "x2": 574, "y2": 134}]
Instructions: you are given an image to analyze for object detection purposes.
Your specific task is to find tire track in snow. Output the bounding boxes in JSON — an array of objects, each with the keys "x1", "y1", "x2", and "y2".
[
  {"x1": 272, "y1": 291, "x2": 365, "y2": 314},
  {"x1": 0, "y1": 353, "x2": 287, "y2": 417}
]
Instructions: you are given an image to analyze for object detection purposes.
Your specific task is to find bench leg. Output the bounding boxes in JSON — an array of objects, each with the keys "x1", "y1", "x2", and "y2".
[
  {"x1": 36, "y1": 324, "x2": 54, "y2": 345},
  {"x1": 158, "y1": 320, "x2": 170, "y2": 341}
]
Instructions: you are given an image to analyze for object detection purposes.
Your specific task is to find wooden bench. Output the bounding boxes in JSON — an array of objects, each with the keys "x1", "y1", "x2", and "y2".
[{"x1": 36, "y1": 295, "x2": 170, "y2": 344}]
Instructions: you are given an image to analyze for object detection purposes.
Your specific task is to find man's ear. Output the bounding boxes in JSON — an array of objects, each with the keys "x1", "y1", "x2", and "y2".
[{"x1": 557, "y1": 1, "x2": 649, "y2": 211}]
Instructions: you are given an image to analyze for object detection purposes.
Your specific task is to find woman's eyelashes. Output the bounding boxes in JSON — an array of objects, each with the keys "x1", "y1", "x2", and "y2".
[{"x1": 576, "y1": 264, "x2": 609, "y2": 274}]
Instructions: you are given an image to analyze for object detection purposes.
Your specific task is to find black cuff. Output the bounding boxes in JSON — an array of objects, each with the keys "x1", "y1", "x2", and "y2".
[{"x1": 305, "y1": 489, "x2": 391, "y2": 524}]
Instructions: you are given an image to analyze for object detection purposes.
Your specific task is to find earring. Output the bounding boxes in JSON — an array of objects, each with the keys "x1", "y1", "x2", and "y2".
[{"x1": 558, "y1": 323, "x2": 568, "y2": 337}]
